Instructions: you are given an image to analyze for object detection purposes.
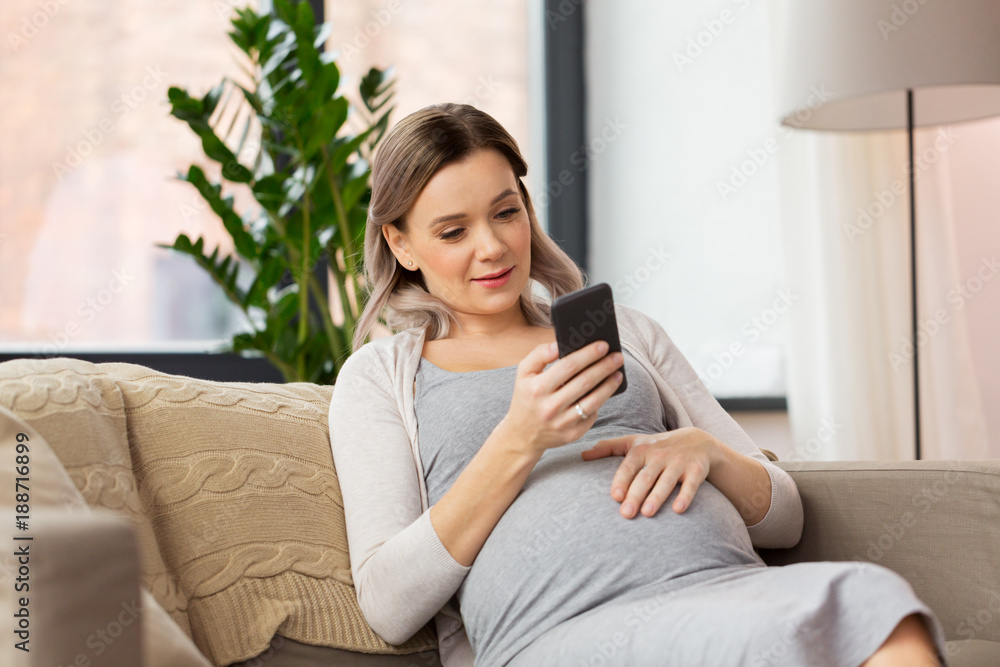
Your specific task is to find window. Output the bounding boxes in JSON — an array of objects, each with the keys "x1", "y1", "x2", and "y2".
[
  {"x1": 1, "y1": 0, "x2": 535, "y2": 359},
  {"x1": 0, "y1": 0, "x2": 256, "y2": 353},
  {"x1": 584, "y1": 2, "x2": 788, "y2": 400}
]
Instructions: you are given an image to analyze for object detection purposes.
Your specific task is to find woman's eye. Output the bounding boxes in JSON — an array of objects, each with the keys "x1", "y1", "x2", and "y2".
[{"x1": 439, "y1": 208, "x2": 519, "y2": 239}]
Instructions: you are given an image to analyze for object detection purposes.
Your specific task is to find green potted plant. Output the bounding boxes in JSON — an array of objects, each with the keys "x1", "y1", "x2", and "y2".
[{"x1": 164, "y1": 0, "x2": 394, "y2": 384}]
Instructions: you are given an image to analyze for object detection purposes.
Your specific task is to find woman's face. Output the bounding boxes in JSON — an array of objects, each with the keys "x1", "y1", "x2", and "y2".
[{"x1": 383, "y1": 148, "x2": 532, "y2": 330}]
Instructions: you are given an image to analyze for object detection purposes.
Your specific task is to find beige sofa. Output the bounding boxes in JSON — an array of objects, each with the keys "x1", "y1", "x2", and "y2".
[{"x1": 0, "y1": 357, "x2": 998, "y2": 666}]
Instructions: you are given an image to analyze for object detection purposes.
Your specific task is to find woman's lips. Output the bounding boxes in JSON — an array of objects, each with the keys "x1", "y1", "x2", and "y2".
[{"x1": 473, "y1": 267, "x2": 513, "y2": 287}]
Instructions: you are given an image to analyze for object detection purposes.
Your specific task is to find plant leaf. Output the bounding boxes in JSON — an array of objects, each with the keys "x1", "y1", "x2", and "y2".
[{"x1": 182, "y1": 165, "x2": 259, "y2": 259}]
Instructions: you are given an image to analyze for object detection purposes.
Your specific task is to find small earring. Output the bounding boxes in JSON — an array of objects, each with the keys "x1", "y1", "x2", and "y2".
[{"x1": 407, "y1": 260, "x2": 413, "y2": 267}]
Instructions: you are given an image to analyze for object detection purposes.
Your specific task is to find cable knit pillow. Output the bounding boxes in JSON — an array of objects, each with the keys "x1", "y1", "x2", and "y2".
[
  {"x1": 100, "y1": 362, "x2": 437, "y2": 666},
  {"x1": 0, "y1": 401, "x2": 210, "y2": 667},
  {"x1": 0, "y1": 358, "x2": 191, "y2": 628}
]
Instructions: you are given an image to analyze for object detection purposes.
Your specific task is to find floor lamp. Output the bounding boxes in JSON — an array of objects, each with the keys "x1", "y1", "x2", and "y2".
[{"x1": 778, "y1": 0, "x2": 1000, "y2": 460}]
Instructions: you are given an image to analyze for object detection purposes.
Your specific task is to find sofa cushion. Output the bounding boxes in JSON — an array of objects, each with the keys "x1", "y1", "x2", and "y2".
[
  {"x1": 764, "y1": 460, "x2": 1000, "y2": 650},
  {"x1": 0, "y1": 403, "x2": 210, "y2": 667},
  {"x1": 99, "y1": 362, "x2": 437, "y2": 666},
  {"x1": 0, "y1": 358, "x2": 190, "y2": 634},
  {"x1": 229, "y1": 635, "x2": 443, "y2": 667},
  {"x1": 945, "y1": 639, "x2": 1000, "y2": 667}
]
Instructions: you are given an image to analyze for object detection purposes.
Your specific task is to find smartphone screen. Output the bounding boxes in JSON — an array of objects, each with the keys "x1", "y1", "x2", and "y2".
[{"x1": 551, "y1": 282, "x2": 627, "y2": 396}]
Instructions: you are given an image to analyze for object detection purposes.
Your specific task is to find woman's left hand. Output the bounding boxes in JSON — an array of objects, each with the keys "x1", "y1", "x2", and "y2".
[{"x1": 581, "y1": 427, "x2": 721, "y2": 519}]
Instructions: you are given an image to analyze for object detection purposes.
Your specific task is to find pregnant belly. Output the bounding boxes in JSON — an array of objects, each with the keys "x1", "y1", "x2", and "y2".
[{"x1": 455, "y1": 450, "x2": 764, "y2": 657}]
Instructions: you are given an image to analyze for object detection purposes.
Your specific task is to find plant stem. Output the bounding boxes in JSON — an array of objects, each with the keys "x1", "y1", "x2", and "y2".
[
  {"x1": 350, "y1": 268, "x2": 366, "y2": 335},
  {"x1": 321, "y1": 146, "x2": 367, "y2": 348},
  {"x1": 327, "y1": 248, "x2": 356, "y2": 332},
  {"x1": 323, "y1": 146, "x2": 358, "y2": 277},
  {"x1": 263, "y1": 349, "x2": 300, "y2": 382},
  {"x1": 327, "y1": 257, "x2": 356, "y2": 354},
  {"x1": 295, "y1": 140, "x2": 310, "y2": 381},
  {"x1": 201, "y1": 258, "x2": 250, "y2": 318},
  {"x1": 307, "y1": 271, "x2": 346, "y2": 374}
]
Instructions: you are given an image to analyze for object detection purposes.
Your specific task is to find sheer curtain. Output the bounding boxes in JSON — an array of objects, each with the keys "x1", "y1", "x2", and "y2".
[{"x1": 770, "y1": 23, "x2": 991, "y2": 462}]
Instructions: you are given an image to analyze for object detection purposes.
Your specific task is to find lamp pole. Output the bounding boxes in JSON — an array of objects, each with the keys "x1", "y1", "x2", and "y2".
[
  {"x1": 906, "y1": 89, "x2": 921, "y2": 461},
  {"x1": 779, "y1": 1, "x2": 1000, "y2": 461}
]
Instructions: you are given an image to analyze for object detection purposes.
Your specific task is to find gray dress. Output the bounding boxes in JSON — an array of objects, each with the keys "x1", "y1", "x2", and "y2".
[{"x1": 414, "y1": 349, "x2": 948, "y2": 667}]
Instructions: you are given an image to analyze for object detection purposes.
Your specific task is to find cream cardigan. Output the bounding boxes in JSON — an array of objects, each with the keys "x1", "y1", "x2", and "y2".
[{"x1": 328, "y1": 302, "x2": 803, "y2": 667}]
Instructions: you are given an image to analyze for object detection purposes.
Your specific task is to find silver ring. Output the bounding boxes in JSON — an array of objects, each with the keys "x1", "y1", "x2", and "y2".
[{"x1": 575, "y1": 403, "x2": 588, "y2": 420}]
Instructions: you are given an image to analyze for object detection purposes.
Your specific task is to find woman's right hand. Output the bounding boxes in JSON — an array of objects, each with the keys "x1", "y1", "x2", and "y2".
[{"x1": 499, "y1": 340, "x2": 625, "y2": 457}]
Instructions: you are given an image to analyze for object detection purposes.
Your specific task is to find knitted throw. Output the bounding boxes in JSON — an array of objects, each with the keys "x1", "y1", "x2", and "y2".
[{"x1": 0, "y1": 358, "x2": 437, "y2": 666}]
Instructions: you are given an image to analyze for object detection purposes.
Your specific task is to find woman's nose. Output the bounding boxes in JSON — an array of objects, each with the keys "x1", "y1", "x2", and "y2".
[{"x1": 473, "y1": 225, "x2": 505, "y2": 259}]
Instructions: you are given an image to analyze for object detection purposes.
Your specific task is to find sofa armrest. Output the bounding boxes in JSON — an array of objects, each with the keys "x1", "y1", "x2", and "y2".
[
  {"x1": 1, "y1": 509, "x2": 143, "y2": 667},
  {"x1": 758, "y1": 460, "x2": 1000, "y2": 643}
]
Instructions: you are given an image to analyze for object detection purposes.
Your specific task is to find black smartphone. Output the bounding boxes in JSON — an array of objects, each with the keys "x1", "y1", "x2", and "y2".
[{"x1": 551, "y1": 282, "x2": 627, "y2": 396}]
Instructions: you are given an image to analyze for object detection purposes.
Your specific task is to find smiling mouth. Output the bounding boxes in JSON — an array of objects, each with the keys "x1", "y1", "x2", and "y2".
[{"x1": 474, "y1": 267, "x2": 513, "y2": 281}]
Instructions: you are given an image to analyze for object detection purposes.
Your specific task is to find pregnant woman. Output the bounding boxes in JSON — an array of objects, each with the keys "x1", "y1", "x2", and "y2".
[{"x1": 328, "y1": 103, "x2": 948, "y2": 667}]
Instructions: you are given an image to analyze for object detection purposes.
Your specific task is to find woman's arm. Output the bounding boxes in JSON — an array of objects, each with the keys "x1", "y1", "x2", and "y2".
[
  {"x1": 620, "y1": 304, "x2": 803, "y2": 548},
  {"x1": 430, "y1": 419, "x2": 541, "y2": 567},
  {"x1": 706, "y1": 433, "x2": 772, "y2": 526},
  {"x1": 330, "y1": 350, "x2": 475, "y2": 645},
  {"x1": 431, "y1": 337, "x2": 622, "y2": 567}
]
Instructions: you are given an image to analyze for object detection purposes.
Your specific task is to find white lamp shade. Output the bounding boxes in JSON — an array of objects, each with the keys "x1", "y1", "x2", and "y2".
[{"x1": 780, "y1": 0, "x2": 1000, "y2": 130}]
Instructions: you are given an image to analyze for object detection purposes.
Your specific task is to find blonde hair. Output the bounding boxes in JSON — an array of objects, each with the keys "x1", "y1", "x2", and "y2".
[{"x1": 352, "y1": 103, "x2": 586, "y2": 351}]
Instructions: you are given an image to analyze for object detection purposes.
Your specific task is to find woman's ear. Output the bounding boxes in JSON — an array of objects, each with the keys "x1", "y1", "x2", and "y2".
[{"x1": 382, "y1": 223, "x2": 412, "y2": 269}]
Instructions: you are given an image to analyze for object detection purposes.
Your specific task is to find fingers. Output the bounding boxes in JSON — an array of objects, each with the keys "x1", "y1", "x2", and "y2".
[
  {"x1": 642, "y1": 464, "x2": 685, "y2": 517},
  {"x1": 610, "y1": 454, "x2": 648, "y2": 507},
  {"x1": 518, "y1": 341, "x2": 561, "y2": 375},
  {"x1": 617, "y1": 459, "x2": 708, "y2": 519},
  {"x1": 580, "y1": 434, "x2": 635, "y2": 460},
  {"x1": 518, "y1": 341, "x2": 623, "y2": 432},
  {"x1": 621, "y1": 463, "x2": 674, "y2": 518},
  {"x1": 671, "y1": 463, "x2": 708, "y2": 513},
  {"x1": 553, "y1": 349, "x2": 624, "y2": 411},
  {"x1": 586, "y1": 431, "x2": 714, "y2": 519},
  {"x1": 542, "y1": 340, "x2": 615, "y2": 395}
]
